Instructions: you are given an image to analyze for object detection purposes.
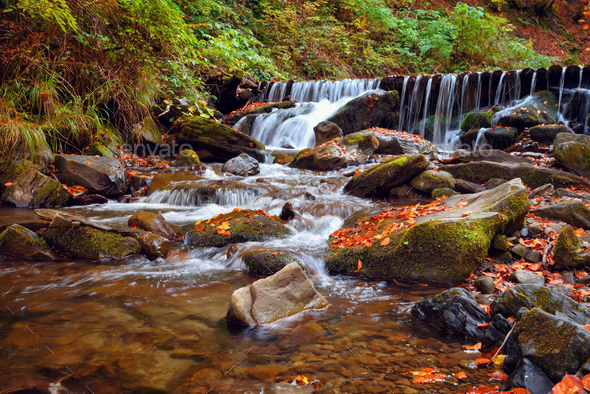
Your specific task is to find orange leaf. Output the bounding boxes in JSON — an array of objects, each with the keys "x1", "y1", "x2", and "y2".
[
  {"x1": 551, "y1": 380, "x2": 583, "y2": 394},
  {"x1": 465, "y1": 342, "x2": 482, "y2": 350},
  {"x1": 380, "y1": 237, "x2": 390, "y2": 246},
  {"x1": 412, "y1": 373, "x2": 446, "y2": 383},
  {"x1": 487, "y1": 371, "x2": 508, "y2": 381},
  {"x1": 479, "y1": 304, "x2": 492, "y2": 316},
  {"x1": 270, "y1": 252, "x2": 279, "y2": 255},
  {"x1": 477, "y1": 322, "x2": 491, "y2": 328},
  {"x1": 455, "y1": 371, "x2": 467, "y2": 379},
  {"x1": 475, "y1": 358, "x2": 490, "y2": 366},
  {"x1": 195, "y1": 225, "x2": 205, "y2": 232},
  {"x1": 249, "y1": 142, "x2": 253, "y2": 147},
  {"x1": 582, "y1": 375, "x2": 590, "y2": 390},
  {"x1": 87, "y1": 162, "x2": 92, "y2": 166},
  {"x1": 4, "y1": 182, "x2": 13, "y2": 187},
  {"x1": 234, "y1": 218, "x2": 242, "y2": 222},
  {"x1": 354, "y1": 259, "x2": 362, "y2": 273},
  {"x1": 466, "y1": 386, "x2": 500, "y2": 394},
  {"x1": 584, "y1": 25, "x2": 589, "y2": 30}
]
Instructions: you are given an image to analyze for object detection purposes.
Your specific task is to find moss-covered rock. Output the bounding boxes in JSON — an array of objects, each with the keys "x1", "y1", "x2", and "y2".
[
  {"x1": 225, "y1": 101, "x2": 297, "y2": 127},
  {"x1": 327, "y1": 91, "x2": 399, "y2": 135},
  {"x1": 491, "y1": 234, "x2": 510, "y2": 251},
  {"x1": 55, "y1": 155, "x2": 128, "y2": 196},
  {"x1": 86, "y1": 142, "x2": 114, "y2": 157},
  {"x1": 244, "y1": 252, "x2": 298, "y2": 276},
  {"x1": 1, "y1": 168, "x2": 72, "y2": 208},
  {"x1": 410, "y1": 170, "x2": 455, "y2": 193},
  {"x1": 553, "y1": 225, "x2": 589, "y2": 270},
  {"x1": 361, "y1": 128, "x2": 437, "y2": 154},
  {"x1": 553, "y1": 132, "x2": 590, "y2": 178},
  {"x1": 528, "y1": 124, "x2": 573, "y2": 145},
  {"x1": 461, "y1": 110, "x2": 493, "y2": 132},
  {"x1": 343, "y1": 153, "x2": 428, "y2": 198},
  {"x1": 0, "y1": 224, "x2": 54, "y2": 259},
  {"x1": 492, "y1": 91, "x2": 558, "y2": 131},
  {"x1": 171, "y1": 116, "x2": 265, "y2": 163},
  {"x1": 42, "y1": 226, "x2": 140, "y2": 260},
  {"x1": 483, "y1": 127, "x2": 518, "y2": 150},
  {"x1": 327, "y1": 179, "x2": 529, "y2": 286},
  {"x1": 431, "y1": 188, "x2": 458, "y2": 198},
  {"x1": 184, "y1": 209, "x2": 290, "y2": 247},
  {"x1": 177, "y1": 149, "x2": 200, "y2": 165}
]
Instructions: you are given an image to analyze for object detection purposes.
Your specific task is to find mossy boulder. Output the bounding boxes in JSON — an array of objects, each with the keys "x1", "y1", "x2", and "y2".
[
  {"x1": 431, "y1": 188, "x2": 458, "y2": 198},
  {"x1": 171, "y1": 116, "x2": 265, "y2": 163},
  {"x1": 461, "y1": 110, "x2": 493, "y2": 132},
  {"x1": 290, "y1": 132, "x2": 379, "y2": 171},
  {"x1": 42, "y1": 226, "x2": 140, "y2": 260},
  {"x1": 553, "y1": 133, "x2": 590, "y2": 178},
  {"x1": 410, "y1": 170, "x2": 455, "y2": 194},
  {"x1": 491, "y1": 234, "x2": 510, "y2": 251},
  {"x1": 244, "y1": 252, "x2": 298, "y2": 276},
  {"x1": 343, "y1": 153, "x2": 428, "y2": 198},
  {"x1": 483, "y1": 127, "x2": 518, "y2": 150},
  {"x1": 0, "y1": 224, "x2": 54, "y2": 259},
  {"x1": 361, "y1": 128, "x2": 437, "y2": 154},
  {"x1": 177, "y1": 149, "x2": 200, "y2": 165},
  {"x1": 1, "y1": 168, "x2": 72, "y2": 208},
  {"x1": 86, "y1": 142, "x2": 115, "y2": 158},
  {"x1": 326, "y1": 179, "x2": 529, "y2": 286},
  {"x1": 492, "y1": 91, "x2": 558, "y2": 131},
  {"x1": 528, "y1": 124, "x2": 573, "y2": 145},
  {"x1": 326, "y1": 91, "x2": 399, "y2": 135},
  {"x1": 553, "y1": 225, "x2": 590, "y2": 270},
  {"x1": 184, "y1": 209, "x2": 290, "y2": 247},
  {"x1": 532, "y1": 198, "x2": 590, "y2": 229},
  {"x1": 55, "y1": 155, "x2": 128, "y2": 196}
]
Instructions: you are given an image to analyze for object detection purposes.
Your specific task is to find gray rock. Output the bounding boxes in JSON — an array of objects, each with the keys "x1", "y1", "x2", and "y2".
[
  {"x1": 534, "y1": 199, "x2": 590, "y2": 230},
  {"x1": 529, "y1": 184, "x2": 554, "y2": 200},
  {"x1": 55, "y1": 155, "x2": 128, "y2": 196},
  {"x1": 364, "y1": 129, "x2": 437, "y2": 155},
  {"x1": 492, "y1": 91, "x2": 557, "y2": 131},
  {"x1": 529, "y1": 124, "x2": 574, "y2": 145},
  {"x1": 506, "y1": 357, "x2": 554, "y2": 394},
  {"x1": 410, "y1": 170, "x2": 455, "y2": 193},
  {"x1": 313, "y1": 121, "x2": 343, "y2": 146},
  {"x1": 510, "y1": 270, "x2": 545, "y2": 285},
  {"x1": 226, "y1": 263, "x2": 328, "y2": 325},
  {"x1": 431, "y1": 188, "x2": 458, "y2": 198},
  {"x1": 222, "y1": 153, "x2": 260, "y2": 176},
  {"x1": 1, "y1": 168, "x2": 71, "y2": 208},
  {"x1": 554, "y1": 132, "x2": 590, "y2": 178},
  {"x1": 476, "y1": 276, "x2": 496, "y2": 294},
  {"x1": 487, "y1": 178, "x2": 508, "y2": 189},
  {"x1": 511, "y1": 244, "x2": 542, "y2": 263},
  {"x1": 454, "y1": 179, "x2": 486, "y2": 194}
]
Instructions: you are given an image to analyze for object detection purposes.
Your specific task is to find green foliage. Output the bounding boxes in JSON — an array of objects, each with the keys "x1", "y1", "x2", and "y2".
[{"x1": 13, "y1": 0, "x2": 78, "y2": 32}]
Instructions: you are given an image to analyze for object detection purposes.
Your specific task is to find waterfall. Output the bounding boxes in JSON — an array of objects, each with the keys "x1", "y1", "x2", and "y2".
[
  {"x1": 580, "y1": 66, "x2": 584, "y2": 88},
  {"x1": 432, "y1": 75, "x2": 458, "y2": 145},
  {"x1": 405, "y1": 76, "x2": 423, "y2": 134},
  {"x1": 419, "y1": 78, "x2": 433, "y2": 138},
  {"x1": 494, "y1": 72, "x2": 506, "y2": 105},
  {"x1": 475, "y1": 73, "x2": 482, "y2": 114},
  {"x1": 261, "y1": 78, "x2": 380, "y2": 103},
  {"x1": 145, "y1": 186, "x2": 264, "y2": 207},
  {"x1": 530, "y1": 71, "x2": 537, "y2": 96},
  {"x1": 584, "y1": 90, "x2": 590, "y2": 135},
  {"x1": 473, "y1": 128, "x2": 488, "y2": 150},
  {"x1": 459, "y1": 74, "x2": 469, "y2": 127},
  {"x1": 488, "y1": 73, "x2": 493, "y2": 107},
  {"x1": 514, "y1": 70, "x2": 521, "y2": 102},
  {"x1": 398, "y1": 76, "x2": 410, "y2": 131},
  {"x1": 557, "y1": 68, "x2": 566, "y2": 118}
]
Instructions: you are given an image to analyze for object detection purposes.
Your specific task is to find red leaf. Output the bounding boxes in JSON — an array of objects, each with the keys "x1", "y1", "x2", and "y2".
[
  {"x1": 487, "y1": 371, "x2": 508, "y2": 381},
  {"x1": 354, "y1": 259, "x2": 362, "y2": 273}
]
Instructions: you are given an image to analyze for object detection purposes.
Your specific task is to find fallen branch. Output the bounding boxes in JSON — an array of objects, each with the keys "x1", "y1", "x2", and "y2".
[{"x1": 486, "y1": 325, "x2": 515, "y2": 367}]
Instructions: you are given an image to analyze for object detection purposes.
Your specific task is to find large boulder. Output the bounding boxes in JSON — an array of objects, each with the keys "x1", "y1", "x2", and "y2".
[
  {"x1": 313, "y1": 121, "x2": 343, "y2": 147},
  {"x1": 410, "y1": 170, "x2": 455, "y2": 194},
  {"x1": 170, "y1": 116, "x2": 265, "y2": 163},
  {"x1": 326, "y1": 179, "x2": 529, "y2": 286},
  {"x1": 133, "y1": 231, "x2": 170, "y2": 259},
  {"x1": 482, "y1": 126, "x2": 518, "y2": 150},
  {"x1": 326, "y1": 91, "x2": 399, "y2": 135},
  {"x1": 226, "y1": 263, "x2": 328, "y2": 325},
  {"x1": 244, "y1": 252, "x2": 298, "y2": 276},
  {"x1": 55, "y1": 155, "x2": 128, "y2": 196},
  {"x1": 361, "y1": 128, "x2": 437, "y2": 154},
  {"x1": 128, "y1": 211, "x2": 176, "y2": 241},
  {"x1": 532, "y1": 199, "x2": 590, "y2": 229},
  {"x1": 553, "y1": 133, "x2": 590, "y2": 178},
  {"x1": 290, "y1": 132, "x2": 379, "y2": 171},
  {"x1": 343, "y1": 153, "x2": 429, "y2": 198},
  {"x1": 411, "y1": 288, "x2": 490, "y2": 341},
  {"x1": 528, "y1": 124, "x2": 573, "y2": 145},
  {"x1": 506, "y1": 358, "x2": 554, "y2": 394},
  {"x1": 461, "y1": 110, "x2": 493, "y2": 132},
  {"x1": 222, "y1": 153, "x2": 260, "y2": 176},
  {"x1": 1, "y1": 168, "x2": 72, "y2": 208},
  {"x1": 185, "y1": 209, "x2": 290, "y2": 247},
  {"x1": 0, "y1": 224, "x2": 54, "y2": 259},
  {"x1": 492, "y1": 91, "x2": 558, "y2": 131},
  {"x1": 553, "y1": 225, "x2": 590, "y2": 270}
]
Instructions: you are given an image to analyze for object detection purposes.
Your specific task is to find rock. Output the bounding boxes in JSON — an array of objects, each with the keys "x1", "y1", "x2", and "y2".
[
  {"x1": 483, "y1": 127, "x2": 518, "y2": 150},
  {"x1": 226, "y1": 263, "x2": 328, "y2": 325},
  {"x1": 290, "y1": 132, "x2": 379, "y2": 171},
  {"x1": 86, "y1": 142, "x2": 115, "y2": 157},
  {"x1": 361, "y1": 128, "x2": 437, "y2": 154},
  {"x1": 454, "y1": 179, "x2": 486, "y2": 194},
  {"x1": 510, "y1": 270, "x2": 545, "y2": 285},
  {"x1": 1, "y1": 168, "x2": 72, "y2": 208},
  {"x1": 133, "y1": 231, "x2": 169, "y2": 259},
  {"x1": 482, "y1": 313, "x2": 513, "y2": 350},
  {"x1": 510, "y1": 308, "x2": 590, "y2": 383},
  {"x1": 553, "y1": 225, "x2": 590, "y2": 270},
  {"x1": 327, "y1": 179, "x2": 529, "y2": 286},
  {"x1": 555, "y1": 188, "x2": 590, "y2": 201},
  {"x1": 410, "y1": 170, "x2": 455, "y2": 194},
  {"x1": 447, "y1": 149, "x2": 534, "y2": 166},
  {"x1": 442, "y1": 160, "x2": 586, "y2": 189},
  {"x1": 279, "y1": 202, "x2": 296, "y2": 221},
  {"x1": 0, "y1": 224, "x2": 54, "y2": 259},
  {"x1": 532, "y1": 199, "x2": 590, "y2": 229},
  {"x1": 313, "y1": 121, "x2": 343, "y2": 146},
  {"x1": 55, "y1": 155, "x2": 128, "y2": 196},
  {"x1": 129, "y1": 174, "x2": 153, "y2": 194},
  {"x1": 222, "y1": 153, "x2": 260, "y2": 176},
  {"x1": 491, "y1": 234, "x2": 510, "y2": 251},
  {"x1": 169, "y1": 116, "x2": 265, "y2": 163},
  {"x1": 491, "y1": 284, "x2": 590, "y2": 326},
  {"x1": 128, "y1": 212, "x2": 176, "y2": 240},
  {"x1": 326, "y1": 90, "x2": 399, "y2": 135},
  {"x1": 175, "y1": 149, "x2": 200, "y2": 166},
  {"x1": 529, "y1": 184, "x2": 554, "y2": 200},
  {"x1": 185, "y1": 209, "x2": 290, "y2": 247},
  {"x1": 411, "y1": 288, "x2": 490, "y2": 341},
  {"x1": 34, "y1": 209, "x2": 113, "y2": 232},
  {"x1": 226, "y1": 101, "x2": 296, "y2": 128},
  {"x1": 461, "y1": 110, "x2": 493, "y2": 132},
  {"x1": 554, "y1": 133, "x2": 590, "y2": 178},
  {"x1": 73, "y1": 194, "x2": 110, "y2": 206},
  {"x1": 506, "y1": 358, "x2": 554, "y2": 394},
  {"x1": 476, "y1": 276, "x2": 496, "y2": 294},
  {"x1": 487, "y1": 178, "x2": 507, "y2": 189},
  {"x1": 431, "y1": 188, "x2": 458, "y2": 198},
  {"x1": 389, "y1": 185, "x2": 414, "y2": 199},
  {"x1": 244, "y1": 252, "x2": 297, "y2": 276},
  {"x1": 492, "y1": 91, "x2": 558, "y2": 131},
  {"x1": 528, "y1": 124, "x2": 574, "y2": 145},
  {"x1": 42, "y1": 225, "x2": 140, "y2": 260},
  {"x1": 510, "y1": 244, "x2": 542, "y2": 263},
  {"x1": 343, "y1": 154, "x2": 428, "y2": 198}
]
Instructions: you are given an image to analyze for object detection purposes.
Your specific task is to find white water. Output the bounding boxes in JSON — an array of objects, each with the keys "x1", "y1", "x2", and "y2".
[
  {"x1": 432, "y1": 74, "x2": 458, "y2": 145},
  {"x1": 261, "y1": 78, "x2": 380, "y2": 103}
]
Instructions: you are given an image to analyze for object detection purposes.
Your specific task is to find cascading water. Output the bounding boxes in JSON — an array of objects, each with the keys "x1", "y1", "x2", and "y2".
[
  {"x1": 419, "y1": 78, "x2": 433, "y2": 138},
  {"x1": 260, "y1": 78, "x2": 380, "y2": 103},
  {"x1": 530, "y1": 71, "x2": 537, "y2": 96},
  {"x1": 557, "y1": 68, "x2": 566, "y2": 121},
  {"x1": 397, "y1": 76, "x2": 410, "y2": 132},
  {"x1": 432, "y1": 75, "x2": 458, "y2": 145},
  {"x1": 494, "y1": 72, "x2": 506, "y2": 105}
]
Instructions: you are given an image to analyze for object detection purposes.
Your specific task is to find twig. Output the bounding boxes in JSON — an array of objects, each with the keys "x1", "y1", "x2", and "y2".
[
  {"x1": 542, "y1": 242, "x2": 552, "y2": 270},
  {"x1": 486, "y1": 325, "x2": 514, "y2": 367}
]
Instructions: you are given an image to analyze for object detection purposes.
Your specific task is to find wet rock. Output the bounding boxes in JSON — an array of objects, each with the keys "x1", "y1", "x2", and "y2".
[
  {"x1": 133, "y1": 231, "x2": 169, "y2": 259},
  {"x1": 130, "y1": 174, "x2": 153, "y2": 194},
  {"x1": 35, "y1": 209, "x2": 113, "y2": 232},
  {"x1": 244, "y1": 252, "x2": 297, "y2": 276},
  {"x1": 555, "y1": 188, "x2": 590, "y2": 201},
  {"x1": 510, "y1": 244, "x2": 542, "y2": 263},
  {"x1": 491, "y1": 234, "x2": 510, "y2": 251},
  {"x1": 128, "y1": 211, "x2": 176, "y2": 240},
  {"x1": 313, "y1": 121, "x2": 343, "y2": 146},
  {"x1": 431, "y1": 188, "x2": 458, "y2": 198},
  {"x1": 169, "y1": 116, "x2": 265, "y2": 163},
  {"x1": 461, "y1": 110, "x2": 493, "y2": 132},
  {"x1": 476, "y1": 276, "x2": 496, "y2": 294},
  {"x1": 506, "y1": 357, "x2": 554, "y2": 394},
  {"x1": 554, "y1": 132, "x2": 590, "y2": 178},
  {"x1": 449, "y1": 149, "x2": 533, "y2": 165},
  {"x1": 553, "y1": 225, "x2": 590, "y2": 270},
  {"x1": 510, "y1": 308, "x2": 590, "y2": 383},
  {"x1": 328, "y1": 179, "x2": 529, "y2": 286},
  {"x1": 271, "y1": 149, "x2": 298, "y2": 165},
  {"x1": 0, "y1": 224, "x2": 54, "y2": 259},
  {"x1": 1, "y1": 168, "x2": 72, "y2": 208},
  {"x1": 389, "y1": 185, "x2": 413, "y2": 199},
  {"x1": 303, "y1": 192, "x2": 316, "y2": 201},
  {"x1": 225, "y1": 101, "x2": 296, "y2": 128},
  {"x1": 533, "y1": 199, "x2": 590, "y2": 229},
  {"x1": 510, "y1": 270, "x2": 545, "y2": 285},
  {"x1": 528, "y1": 184, "x2": 554, "y2": 200},
  {"x1": 454, "y1": 179, "x2": 486, "y2": 194},
  {"x1": 222, "y1": 153, "x2": 260, "y2": 176},
  {"x1": 362, "y1": 128, "x2": 437, "y2": 155},
  {"x1": 491, "y1": 284, "x2": 590, "y2": 325},
  {"x1": 410, "y1": 170, "x2": 454, "y2": 194},
  {"x1": 226, "y1": 262, "x2": 328, "y2": 325},
  {"x1": 492, "y1": 91, "x2": 558, "y2": 132},
  {"x1": 173, "y1": 149, "x2": 200, "y2": 166},
  {"x1": 326, "y1": 91, "x2": 399, "y2": 135},
  {"x1": 74, "y1": 194, "x2": 110, "y2": 206},
  {"x1": 290, "y1": 132, "x2": 379, "y2": 171},
  {"x1": 279, "y1": 202, "x2": 296, "y2": 221},
  {"x1": 528, "y1": 124, "x2": 574, "y2": 145},
  {"x1": 185, "y1": 209, "x2": 290, "y2": 247},
  {"x1": 343, "y1": 153, "x2": 428, "y2": 198},
  {"x1": 411, "y1": 288, "x2": 490, "y2": 341},
  {"x1": 55, "y1": 155, "x2": 128, "y2": 196},
  {"x1": 482, "y1": 313, "x2": 513, "y2": 350},
  {"x1": 483, "y1": 127, "x2": 518, "y2": 150}
]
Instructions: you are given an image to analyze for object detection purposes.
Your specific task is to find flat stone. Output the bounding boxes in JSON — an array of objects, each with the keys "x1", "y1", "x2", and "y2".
[{"x1": 510, "y1": 270, "x2": 545, "y2": 285}]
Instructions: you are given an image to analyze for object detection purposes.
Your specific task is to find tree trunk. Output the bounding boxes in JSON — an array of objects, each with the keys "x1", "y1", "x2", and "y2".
[{"x1": 534, "y1": 0, "x2": 555, "y2": 16}]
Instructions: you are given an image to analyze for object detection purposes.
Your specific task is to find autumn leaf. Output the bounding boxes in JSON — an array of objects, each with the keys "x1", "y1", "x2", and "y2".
[
  {"x1": 475, "y1": 358, "x2": 490, "y2": 366},
  {"x1": 551, "y1": 380, "x2": 583, "y2": 394},
  {"x1": 87, "y1": 162, "x2": 92, "y2": 166},
  {"x1": 466, "y1": 386, "x2": 500, "y2": 394},
  {"x1": 3, "y1": 182, "x2": 13, "y2": 187},
  {"x1": 455, "y1": 371, "x2": 467, "y2": 379},
  {"x1": 582, "y1": 375, "x2": 590, "y2": 390},
  {"x1": 270, "y1": 252, "x2": 279, "y2": 255},
  {"x1": 584, "y1": 25, "x2": 589, "y2": 30},
  {"x1": 464, "y1": 342, "x2": 482, "y2": 350},
  {"x1": 380, "y1": 237, "x2": 390, "y2": 246},
  {"x1": 412, "y1": 373, "x2": 446, "y2": 383},
  {"x1": 354, "y1": 259, "x2": 362, "y2": 272},
  {"x1": 195, "y1": 225, "x2": 205, "y2": 232},
  {"x1": 461, "y1": 210, "x2": 473, "y2": 217},
  {"x1": 477, "y1": 322, "x2": 491, "y2": 327},
  {"x1": 487, "y1": 371, "x2": 508, "y2": 381}
]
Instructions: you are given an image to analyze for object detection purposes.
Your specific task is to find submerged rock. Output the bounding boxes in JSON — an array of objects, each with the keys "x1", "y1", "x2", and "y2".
[
  {"x1": 226, "y1": 262, "x2": 328, "y2": 325},
  {"x1": 0, "y1": 224, "x2": 54, "y2": 259},
  {"x1": 244, "y1": 252, "x2": 297, "y2": 276},
  {"x1": 222, "y1": 153, "x2": 260, "y2": 176},
  {"x1": 554, "y1": 133, "x2": 590, "y2": 178},
  {"x1": 327, "y1": 179, "x2": 529, "y2": 286},
  {"x1": 1, "y1": 168, "x2": 71, "y2": 208},
  {"x1": 313, "y1": 121, "x2": 343, "y2": 146},
  {"x1": 184, "y1": 209, "x2": 290, "y2": 247},
  {"x1": 128, "y1": 211, "x2": 176, "y2": 241},
  {"x1": 55, "y1": 155, "x2": 128, "y2": 196},
  {"x1": 343, "y1": 153, "x2": 428, "y2": 198},
  {"x1": 528, "y1": 124, "x2": 573, "y2": 145},
  {"x1": 506, "y1": 358, "x2": 554, "y2": 394},
  {"x1": 410, "y1": 170, "x2": 455, "y2": 194}
]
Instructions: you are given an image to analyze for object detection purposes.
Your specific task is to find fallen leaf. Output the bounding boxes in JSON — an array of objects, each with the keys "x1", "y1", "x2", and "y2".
[
  {"x1": 380, "y1": 237, "x2": 390, "y2": 246},
  {"x1": 270, "y1": 252, "x2": 279, "y2": 255},
  {"x1": 475, "y1": 358, "x2": 490, "y2": 366},
  {"x1": 87, "y1": 162, "x2": 92, "y2": 166},
  {"x1": 465, "y1": 342, "x2": 482, "y2": 350},
  {"x1": 4, "y1": 182, "x2": 13, "y2": 187},
  {"x1": 487, "y1": 371, "x2": 508, "y2": 381},
  {"x1": 354, "y1": 259, "x2": 362, "y2": 273},
  {"x1": 466, "y1": 386, "x2": 500, "y2": 394},
  {"x1": 455, "y1": 371, "x2": 467, "y2": 379},
  {"x1": 551, "y1": 380, "x2": 583, "y2": 394},
  {"x1": 582, "y1": 375, "x2": 590, "y2": 390},
  {"x1": 477, "y1": 322, "x2": 491, "y2": 328}
]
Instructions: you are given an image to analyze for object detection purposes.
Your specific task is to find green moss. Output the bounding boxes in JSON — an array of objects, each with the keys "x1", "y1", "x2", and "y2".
[
  {"x1": 36, "y1": 177, "x2": 72, "y2": 207},
  {"x1": 553, "y1": 225, "x2": 585, "y2": 270},
  {"x1": 491, "y1": 234, "x2": 510, "y2": 251},
  {"x1": 461, "y1": 111, "x2": 493, "y2": 132},
  {"x1": 42, "y1": 226, "x2": 139, "y2": 259},
  {"x1": 0, "y1": 224, "x2": 50, "y2": 253},
  {"x1": 392, "y1": 155, "x2": 408, "y2": 166},
  {"x1": 431, "y1": 188, "x2": 457, "y2": 198},
  {"x1": 179, "y1": 149, "x2": 200, "y2": 164},
  {"x1": 177, "y1": 116, "x2": 265, "y2": 150},
  {"x1": 244, "y1": 252, "x2": 296, "y2": 275}
]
